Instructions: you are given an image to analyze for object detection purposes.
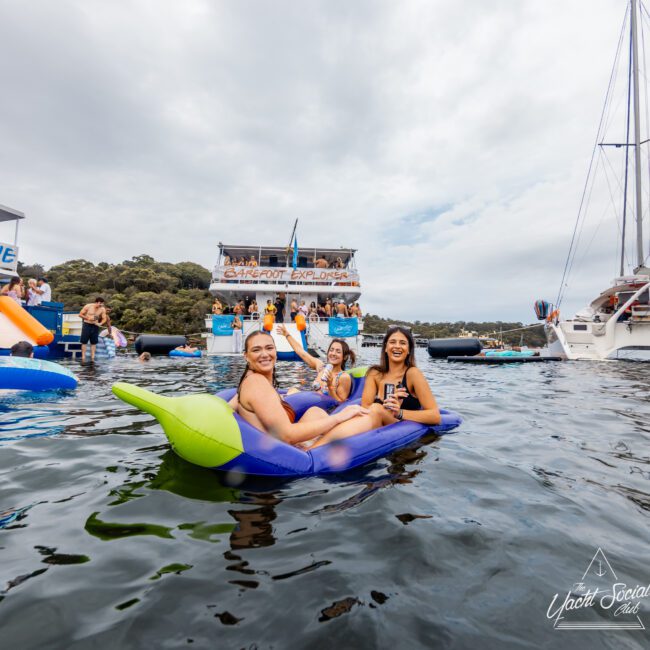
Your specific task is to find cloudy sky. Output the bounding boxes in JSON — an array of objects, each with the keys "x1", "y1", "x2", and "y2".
[{"x1": 0, "y1": 0, "x2": 645, "y2": 323}]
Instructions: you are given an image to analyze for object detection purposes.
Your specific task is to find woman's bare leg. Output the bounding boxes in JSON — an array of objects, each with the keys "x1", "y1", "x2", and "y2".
[{"x1": 310, "y1": 409, "x2": 383, "y2": 448}]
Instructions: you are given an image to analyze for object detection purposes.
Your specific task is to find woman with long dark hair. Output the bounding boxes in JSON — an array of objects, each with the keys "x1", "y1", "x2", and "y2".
[
  {"x1": 277, "y1": 324, "x2": 356, "y2": 401},
  {"x1": 362, "y1": 326, "x2": 440, "y2": 426},
  {"x1": 1, "y1": 276, "x2": 24, "y2": 304},
  {"x1": 235, "y1": 331, "x2": 380, "y2": 448}
]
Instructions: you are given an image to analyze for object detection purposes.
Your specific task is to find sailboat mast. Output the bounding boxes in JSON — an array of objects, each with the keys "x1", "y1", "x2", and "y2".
[{"x1": 631, "y1": 0, "x2": 644, "y2": 268}]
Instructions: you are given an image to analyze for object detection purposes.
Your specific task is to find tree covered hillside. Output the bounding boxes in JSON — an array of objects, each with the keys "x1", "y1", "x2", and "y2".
[{"x1": 19, "y1": 255, "x2": 212, "y2": 335}]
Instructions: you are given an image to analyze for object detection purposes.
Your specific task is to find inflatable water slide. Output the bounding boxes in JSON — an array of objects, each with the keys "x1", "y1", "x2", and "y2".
[{"x1": 0, "y1": 296, "x2": 54, "y2": 356}]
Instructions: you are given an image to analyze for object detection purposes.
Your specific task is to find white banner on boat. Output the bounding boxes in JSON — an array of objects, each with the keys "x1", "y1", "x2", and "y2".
[
  {"x1": 0, "y1": 241, "x2": 19, "y2": 272},
  {"x1": 215, "y1": 265, "x2": 359, "y2": 285}
]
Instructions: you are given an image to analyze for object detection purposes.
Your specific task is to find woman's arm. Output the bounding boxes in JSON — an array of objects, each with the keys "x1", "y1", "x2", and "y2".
[
  {"x1": 330, "y1": 373, "x2": 352, "y2": 402},
  {"x1": 385, "y1": 368, "x2": 440, "y2": 425},
  {"x1": 241, "y1": 375, "x2": 365, "y2": 444},
  {"x1": 276, "y1": 325, "x2": 319, "y2": 370},
  {"x1": 360, "y1": 370, "x2": 380, "y2": 408}
]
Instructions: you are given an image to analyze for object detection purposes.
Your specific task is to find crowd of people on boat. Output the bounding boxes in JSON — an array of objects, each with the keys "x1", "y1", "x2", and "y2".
[
  {"x1": 222, "y1": 254, "x2": 348, "y2": 269},
  {"x1": 212, "y1": 295, "x2": 362, "y2": 321},
  {"x1": 0, "y1": 276, "x2": 51, "y2": 306}
]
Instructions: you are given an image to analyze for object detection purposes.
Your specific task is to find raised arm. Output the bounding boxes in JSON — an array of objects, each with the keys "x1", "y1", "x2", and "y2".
[{"x1": 276, "y1": 324, "x2": 319, "y2": 370}]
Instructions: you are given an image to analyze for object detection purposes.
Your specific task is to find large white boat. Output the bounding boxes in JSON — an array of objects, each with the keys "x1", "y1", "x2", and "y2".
[
  {"x1": 544, "y1": 0, "x2": 650, "y2": 360},
  {"x1": 204, "y1": 242, "x2": 363, "y2": 359}
]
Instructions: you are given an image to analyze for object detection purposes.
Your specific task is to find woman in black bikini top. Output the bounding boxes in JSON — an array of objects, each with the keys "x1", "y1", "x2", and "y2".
[{"x1": 362, "y1": 326, "x2": 440, "y2": 426}]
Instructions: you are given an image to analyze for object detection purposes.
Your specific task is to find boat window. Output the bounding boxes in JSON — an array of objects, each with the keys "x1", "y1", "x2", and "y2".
[{"x1": 573, "y1": 324, "x2": 588, "y2": 331}]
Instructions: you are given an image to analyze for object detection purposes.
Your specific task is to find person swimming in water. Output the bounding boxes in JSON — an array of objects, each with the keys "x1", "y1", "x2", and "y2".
[
  {"x1": 233, "y1": 331, "x2": 380, "y2": 448},
  {"x1": 361, "y1": 326, "x2": 440, "y2": 426},
  {"x1": 277, "y1": 323, "x2": 356, "y2": 401}
]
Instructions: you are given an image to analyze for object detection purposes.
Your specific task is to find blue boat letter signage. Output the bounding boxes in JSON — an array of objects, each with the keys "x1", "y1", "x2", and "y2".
[
  {"x1": 212, "y1": 314, "x2": 235, "y2": 336},
  {"x1": 328, "y1": 317, "x2": 359, "y2": 338},
  {"x1": 0, "y1": 242, "x2": 18, "y2": 272}
]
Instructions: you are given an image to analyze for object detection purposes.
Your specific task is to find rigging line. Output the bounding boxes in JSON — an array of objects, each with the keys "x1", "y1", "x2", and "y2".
[
  {"x1": 563, "y1": 153, "x2": 612, "y2": 290},
  {"x1": 555, "y1": 5, "x2": 629, "y2": 308}
]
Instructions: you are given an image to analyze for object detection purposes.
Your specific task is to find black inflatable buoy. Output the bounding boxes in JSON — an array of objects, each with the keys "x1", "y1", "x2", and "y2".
[
  {"x1": 427, "y1": 337, "x2": 482, "y2": 358},
  {"x1": 134, "y1": 335, "x2": 187, "y2": 355}
]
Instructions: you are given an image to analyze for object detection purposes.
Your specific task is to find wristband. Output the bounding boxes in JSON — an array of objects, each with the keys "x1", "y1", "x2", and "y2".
[{"x1": 396, "y1": 409, "x2": 404, "y2": 421}]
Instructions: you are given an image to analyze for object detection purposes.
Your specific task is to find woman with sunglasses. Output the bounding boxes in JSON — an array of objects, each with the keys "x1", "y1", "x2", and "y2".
[
  {"x1": 362, "y1": 326, "x2": 441, "y2": 426},
  {"x1": 234, "y1": 330, "x2": 380, "y2": 448}
]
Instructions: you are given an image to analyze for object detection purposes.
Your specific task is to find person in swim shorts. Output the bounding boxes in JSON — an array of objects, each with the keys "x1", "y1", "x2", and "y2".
[{"x1": 79, "y1": 297, "x2": 107, "y2": 362}]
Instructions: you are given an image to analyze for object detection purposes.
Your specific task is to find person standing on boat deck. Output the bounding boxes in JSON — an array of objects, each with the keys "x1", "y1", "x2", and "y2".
[
  {"x1": 248, "y1": 300, "x2": 259, "y2": 318},
  {"x1": 37, "y1": 277, "x2": 51, "y2": 303},
  {"x1": 298, "y1": 300, "x2": 309, "y2": 317},
  {"x1": 223, "y1": 255, "x2": 231, "y2": 266},
  {"x1": 290, "y1": 299, "x2": 298, "y2": 321},
  {"x1": 277, "y1": 324, "x2": 355, "y2": 401},
  {"x1": 233, "y1": 301, "x2": 244, "y2": 316},
  {"x1": 324, "y1": 299, "x2": 332, "y2": 317},
  {"x1": 362, "y1": 326, "x2": 440, "y2": 427},
  {"x1": 248, "y1": 255, "x2": 258, "y2": 267},
  {"x1": 212, "y1": 299, "x2": 223, "y2": 315},
  {"x1": 26, "y1": 279, "x2": 41, "y2": 306},
  {"x1": 314, "y1": 256, "x2": 329, "y2": 268},
  {"x1": 233, "y1": 331, "x2": 378, "y2": 448},
  {"x1": 264, "y1": 299, "x2": 277, "y2": 316},
  {"x1": 79, "y1": 297, "x2": 107, "y2": 362},
  {"x1": 1, "y1": 277, "x2": 24, "y2": 304},
  {"x1": 231, "y1": 313, "x2": 243, "y2": 353},
  {"x1": 335, "y1": 301, "x2": 348, "y2": 317},
  {"x1": 275, "y1": 295, "x2": 285, "y2": 322}
]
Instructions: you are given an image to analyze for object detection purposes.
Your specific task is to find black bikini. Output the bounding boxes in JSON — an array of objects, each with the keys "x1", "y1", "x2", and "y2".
[{"x1": 375, "y1": 367, "x2": 421, "y2": 410}]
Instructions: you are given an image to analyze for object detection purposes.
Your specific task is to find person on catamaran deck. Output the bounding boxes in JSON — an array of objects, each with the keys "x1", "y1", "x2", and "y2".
[
  {"x1": 277, "y1": 323, "x2": 355, "y2": 402},
  {"x1": 361, "y1": 326, "x2": 440, "y2": 427},
  {"x1": 231, "y1": 331, "x2": 380, "y2": 449}
]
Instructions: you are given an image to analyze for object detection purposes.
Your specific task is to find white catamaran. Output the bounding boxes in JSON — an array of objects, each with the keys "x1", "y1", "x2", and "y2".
[
  {"x1": 204, "y1": 233, "x2": 363, "y2": 359},
  {"x1": 544, "y1": 0, "x2": 650, "y2": 360}
]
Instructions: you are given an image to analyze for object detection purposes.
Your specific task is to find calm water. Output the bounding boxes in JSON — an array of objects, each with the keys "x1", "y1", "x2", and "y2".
[{"x1": 1, "y1": 350, "x2": 650, "y2": 649}]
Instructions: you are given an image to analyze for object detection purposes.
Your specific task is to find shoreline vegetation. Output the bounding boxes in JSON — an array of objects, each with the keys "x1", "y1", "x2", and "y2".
[{"x1": 17, "y1": 255, "x2": 545, "y2": 346}]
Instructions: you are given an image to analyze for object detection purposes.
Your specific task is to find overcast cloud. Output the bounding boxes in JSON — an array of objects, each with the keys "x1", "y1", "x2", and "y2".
[{"x1": 0, "y1": 0, "x2": 640, "y2": 322}]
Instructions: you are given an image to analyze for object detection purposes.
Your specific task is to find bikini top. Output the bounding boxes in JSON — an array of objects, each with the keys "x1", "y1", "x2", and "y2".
[{"x1": 374, "y1": 367, "x2": 422, "y2": 411}]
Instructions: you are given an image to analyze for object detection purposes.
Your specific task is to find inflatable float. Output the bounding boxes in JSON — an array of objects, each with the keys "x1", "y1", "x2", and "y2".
[
  {"x1": 135, "y1": 335, "x2": 187, "y2": 356},
  {"x1": 0, "y1": 357, "x2": 78, "y2": 391},
  {"x1": 0, "y1": 296, "x2": 54, "y2": 355},
  {"x1": 428, "y1": 337, "x2": 482, "y2": 358},
  {"x1": 447, "y1": 355, "x2": 563, "y2": 364},
  {"x1": 169, "y1": 349, "x2": 202, "y2": 358},
  {"x1": 112, "y1": 370, "x2": 462, "y2": 477}
]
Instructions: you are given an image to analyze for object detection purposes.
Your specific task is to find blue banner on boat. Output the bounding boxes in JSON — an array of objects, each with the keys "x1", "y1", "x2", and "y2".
[
  {"x1": 328, "y1": 317, "x2": 358, "y2": 337},
  {"x1": 212, "y1": 315, "x2": 234, "y2": 336}
]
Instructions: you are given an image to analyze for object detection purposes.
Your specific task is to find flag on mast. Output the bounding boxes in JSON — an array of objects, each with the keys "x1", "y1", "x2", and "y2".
[{"x1": 292, "y1": 234, "x2": 299, "y2": 269}]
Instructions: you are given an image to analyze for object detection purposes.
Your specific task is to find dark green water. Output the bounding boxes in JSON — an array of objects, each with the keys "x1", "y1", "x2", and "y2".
[{"x1": 1, "y1": 351, "x2": 649, "y2": 649}]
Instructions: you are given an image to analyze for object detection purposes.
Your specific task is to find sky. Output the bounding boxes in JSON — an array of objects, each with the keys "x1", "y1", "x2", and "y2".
[{"x1": 0, "y1": 0, "x2": 647, "y2": 323}]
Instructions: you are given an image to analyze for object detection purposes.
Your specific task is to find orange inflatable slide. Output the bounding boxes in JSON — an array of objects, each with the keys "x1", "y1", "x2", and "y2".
[{"x1": 0, "y1": 296, "x2": 54, "y2": 349}]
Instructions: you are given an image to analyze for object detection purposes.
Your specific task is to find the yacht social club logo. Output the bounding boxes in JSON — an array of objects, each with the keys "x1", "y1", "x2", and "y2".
[{"x1": 547, "y1": 548, "x2": 647, "y2": 630}]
